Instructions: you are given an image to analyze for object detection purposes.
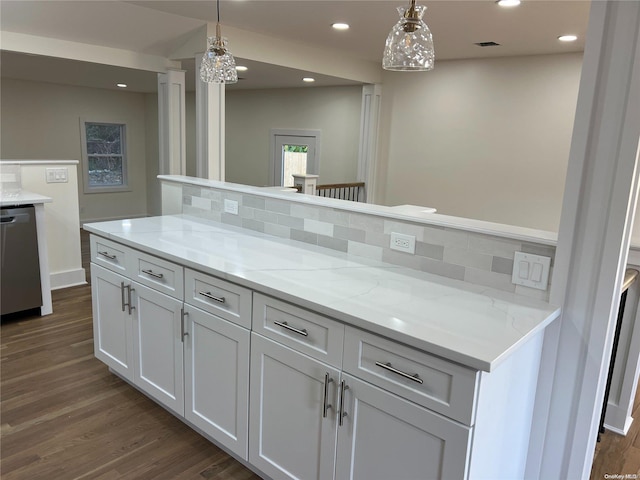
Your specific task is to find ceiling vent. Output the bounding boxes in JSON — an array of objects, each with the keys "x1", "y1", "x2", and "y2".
[{"x1": 475, "y1": 41, "x2": 501, "y2": 47}]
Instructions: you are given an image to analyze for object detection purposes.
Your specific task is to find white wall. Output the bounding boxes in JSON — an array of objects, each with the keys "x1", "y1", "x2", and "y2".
[
  {"x1": 378, "y1": 53, "x2": 583, "y2": 232},
  {"x1": 0, "y1": 78, "x2": 149, "y2": 223},
  {"x1": 4, "y1": 161, "x2": 85, "y2": 289},
  {"x1": 225, "y1": 86, "x2": 362, "y2": 187}
]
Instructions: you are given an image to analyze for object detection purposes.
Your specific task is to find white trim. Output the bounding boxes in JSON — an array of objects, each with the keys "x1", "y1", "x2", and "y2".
[
  {"x1": 50, "y1": 269, "x2": 87, "y2": 290},
  {"x1": 528, "y1": 2, "x2": 640, "y2": 478},
  {"x1": 157, "y1": 69, "x2": 186, "y2": 176},
  {"x1": 269, "y1": 129, "x2": 322, "y2": 186},
  {"x1": 0, "y1": 160, "x2": 79, "y2": 165},
  {"x1": 34, "y1": 203, "x2": 52, "y2": 315},
  {"x1": 358, "y1": 84, "x2": 382, "y2": 204},
  {"x1": 79, "y1": 118, "x2": 130, "y2": 194}
]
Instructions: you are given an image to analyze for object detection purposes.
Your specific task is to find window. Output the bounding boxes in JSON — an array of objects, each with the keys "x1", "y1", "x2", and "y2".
[{"x1": 80, "y1": 120, "x2": 129, "y2": 193}]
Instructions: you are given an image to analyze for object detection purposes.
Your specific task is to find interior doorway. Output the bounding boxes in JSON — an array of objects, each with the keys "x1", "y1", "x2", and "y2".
[{"x1": 270, "y1": 129, "x2": 320, "y2": 186}]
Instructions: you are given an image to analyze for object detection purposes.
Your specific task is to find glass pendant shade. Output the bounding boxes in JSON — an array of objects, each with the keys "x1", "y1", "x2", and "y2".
[
  {"x1": 382, "y1": 3, "x2": 435, "y2": 71},
  {"x1": 200, "y1": 26, "x2": 238, "y2": 84}
]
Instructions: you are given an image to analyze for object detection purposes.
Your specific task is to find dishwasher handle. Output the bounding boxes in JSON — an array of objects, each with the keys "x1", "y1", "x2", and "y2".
[{"x1": 1, "y1": 213, "x2": 30, "y2": 225}]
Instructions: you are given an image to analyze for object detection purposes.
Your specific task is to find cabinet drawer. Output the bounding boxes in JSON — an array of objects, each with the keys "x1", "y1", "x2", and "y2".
[
  {"x1": 185, "y1": 269, "x2": 252, "y2": 328},
  {"x1": 130, "y1": 251, "x2": 184, "y2": 300},
  {"x1": 343, "y1": 326, "x2": 479, "y2": 425},
  {"x1": 252, "y1": 293, "x2": 344, "y2": 368},
  {"x1": 90, "y1": 235, "x2": 132, "y2": 275}
]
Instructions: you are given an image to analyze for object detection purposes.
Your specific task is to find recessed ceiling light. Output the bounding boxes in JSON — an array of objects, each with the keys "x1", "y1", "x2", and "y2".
[
  {"x1": 303, "y1": 77, "x2": 315, "y2": 83},
  {"x1": 116, "y1": 83, "x2": 127, "y2": 88},
  {"x1": 558, "y1": 35, "x2": 578, "y2": 42},
  {"x1": 236, "y1": 65, "x2": 248, "y2": 72},
  {"x1": 332, "y1": 23, "x2": 350, "y2": 30},
  {"x1": 496, "y1": 0, "x2": 521, "y2": 6}
]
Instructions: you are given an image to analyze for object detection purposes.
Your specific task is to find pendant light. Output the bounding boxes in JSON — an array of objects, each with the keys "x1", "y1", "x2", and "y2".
[
  {"x1": 382, "y1": 0, "x2": 435, "y2": 71},
  {"x1": 200, "y1": 0, "x2": 238, "y2": 84}
]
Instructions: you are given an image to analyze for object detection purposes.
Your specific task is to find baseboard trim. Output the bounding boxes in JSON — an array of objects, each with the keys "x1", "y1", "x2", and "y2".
[
  {"x1": 50, "y1": 268, "x2": 87, "y2": 290},
  {"x1": 604, "y1": 414, "x2": 634, "y2": 436}
]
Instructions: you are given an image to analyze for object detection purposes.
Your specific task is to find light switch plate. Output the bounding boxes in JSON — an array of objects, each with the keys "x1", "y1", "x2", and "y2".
[
  {"x1": 512, "y1": 252, "x2": 551, "y2": 290},
  {"x1": 45, "y1": 167, "x2": 68, "y2": 183}
]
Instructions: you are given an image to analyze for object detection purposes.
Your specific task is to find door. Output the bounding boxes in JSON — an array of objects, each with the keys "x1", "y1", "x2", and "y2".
[
  {"x1": 335, "y1": 374, "x2": 472, "y2": 480},
  {"x1": 249, "y1": 333, "x2": 339, "y2": 480},
  {"x1": 131, "y1": 281, "x2": 184, "y2": 415},
  {"x1": 271, "y1": 129, "x2": 320, "y2": 187},
  {"x1": 184, "y1": 305, "x2": 250, "y2": 459},
  {"x1": 91, "y1": 264, "x2": 134, "y2": 382}
]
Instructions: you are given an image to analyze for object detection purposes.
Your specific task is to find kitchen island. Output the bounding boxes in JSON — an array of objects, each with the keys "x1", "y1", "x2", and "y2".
[{"x1": 85, "y1": 214, "x2": 560, "y2": 480}]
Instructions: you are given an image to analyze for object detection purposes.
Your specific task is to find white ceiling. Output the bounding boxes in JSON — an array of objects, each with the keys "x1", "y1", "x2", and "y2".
[{"x1": 0, "y1": 0, "x2": 590, "y2": 92}]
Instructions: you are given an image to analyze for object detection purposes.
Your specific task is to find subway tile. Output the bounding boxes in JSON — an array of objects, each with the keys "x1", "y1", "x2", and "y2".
[
  {"x1": 492, "y1": 256, "x2": 514, "y2": 275},
  {"x1": 521, "y1": 243, "x2": 556, "y2": 266},
  {"x1": 384, "y1": 220, "x2": 424, "y2": 241},
  {"x1": 366, "y1": 231, "x2": 389, "y2": 248},
  {"x1": 265, "y1": 199, "x2": 291, "y2": 215},
  {"x1": 202, "y1": 189, "x2": 222, "y2": 201},
  {"x1": 221, "y1": 212, "x2": 243, "y2": 227},
  {"x1": 415, "y1": 242, "x2": 445, "y2": 261},
  {"x1": 424, "y1": 227, "x2": 469, "y2": 249},
  {"x1": 223, "y1": 192, "x2": 243, "y2": 204},
  {"x1": 240, "y1": 206, "x2": 255, "y2": 219},
  {"x1": 419, "y1": 258, "x2": 466, "y2": 281},
  {"x1": 349, "y1": 213, "x2": 384, "y2": 233},
  {"x1": 319, "y1": 208, "x2": 350, "y2": 227},
  {"x1": 348, "y1": 241, "x2": 384, "y2": 261},
  {"x1": 334, "y1": 225, "x2": 366, "y2": 242},
  {"x1": 318, "y1": 235, "x2": 348, "y2": 253},
  {"x1": 468, "y1": 234, "x2": 521, "y2": 257},
  {"x1": 184, "y1": 186, "x2": 202, "y2": 197},
  {"x1": 305, "y1": 219, "x2": 334, "y2": 236},
  {"x1": 244, "y1": 195, "x2": 266, "y2": 210},
  {"x1": 183, "y1": 195, "x2": 192, "y2": 206},
  {"x1": 382, "y1": 249, "x2": 424, "y2": 270},
  {"x1": 291, "y1": 229, "x2": 318, "y2": 245},
  {"x1": 255, "y1": 209, "x2": 279, "y2": 224},
  {"x1": 277, "y1": 214, "x2": 304, "y2": 229},
  {"x1": 464, "y1": 268, "x2": 516, "y2": 292},
  {"x1": 242, "y1": 218, "x2": 265, "y2": 233},
  {"x1": 191, "y1": 196, "x2": 212, "y2": 210},
  {"x1": 290, "y1": 203, "x2": 319, "y2": 220},
  {"x1": 264, "y1": 223, "x2": 290, "y2": 239},
  {"x1": 443, "y1": 247, "x2": 492, "y2": 270}
]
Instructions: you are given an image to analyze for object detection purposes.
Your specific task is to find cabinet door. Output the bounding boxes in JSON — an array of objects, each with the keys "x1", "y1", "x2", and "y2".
[
  {"x1": 131, "y1": 282, "x2": 184, "y2": 416},
  {"x1": 335, "y1": 374, "x2": 472, "y2": 480},
  {"x1": 184, "y1": 305, "x2": 250, "y2": 459},
  {"x1": 249, "y1": 333, "x2": 339, "y2": 480},
  {"x1": 91, "y1": 264, "x2": 133, "y2": 382}
]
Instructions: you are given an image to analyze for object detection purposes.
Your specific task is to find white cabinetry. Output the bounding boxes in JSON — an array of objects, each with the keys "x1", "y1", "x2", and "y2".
[
  {"x1": 183, "y1": 269, "x2": 251, "y2": 460},
  {"x1": 249, "y1": 333, "x2": 340, "y2": 480}
]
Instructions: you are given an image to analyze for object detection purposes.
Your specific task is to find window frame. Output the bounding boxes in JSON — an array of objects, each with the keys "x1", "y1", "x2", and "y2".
[{"x1": 80, "y1": 118, "x2": 130, "y2": 194}]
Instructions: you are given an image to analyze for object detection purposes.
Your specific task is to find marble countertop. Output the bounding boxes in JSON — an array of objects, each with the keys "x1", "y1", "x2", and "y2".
[
  {"x1": 0, "y1": 190, "x2": 52, "y2": 207},
  {"x1": 84, "y1": 215, "x2": 561, "y2": 372}
]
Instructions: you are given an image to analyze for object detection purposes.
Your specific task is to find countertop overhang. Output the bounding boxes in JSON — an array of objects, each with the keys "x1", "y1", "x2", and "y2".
[
  {"x1": 1, "y1": 190, "x2": 52, "y2": 207},
  {"x1": 84, "y1": 215, "x2": 561, "y2": 372}
]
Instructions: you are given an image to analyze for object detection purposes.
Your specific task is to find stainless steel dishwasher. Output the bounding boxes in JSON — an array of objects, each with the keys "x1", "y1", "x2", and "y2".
[{"x1": 1, "y1": 205, "x2": 42, "y2": 315}]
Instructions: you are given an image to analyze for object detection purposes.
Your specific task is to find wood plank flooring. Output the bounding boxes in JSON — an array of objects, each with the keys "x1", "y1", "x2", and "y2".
[
  {"x1": 0, "y1": 228, "x2": 637, "y2": 478},
  {"x1": 1, "y1": 285, "x2": 261, "y2": 480}
]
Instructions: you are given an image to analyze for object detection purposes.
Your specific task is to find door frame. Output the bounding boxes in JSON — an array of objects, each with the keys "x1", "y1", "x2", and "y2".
[{"x1": 269, "y1": 129, "x2": 322, "y2": 186}]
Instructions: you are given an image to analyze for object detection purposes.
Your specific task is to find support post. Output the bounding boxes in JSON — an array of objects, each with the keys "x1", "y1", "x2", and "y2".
[
  {"x1": 157, "y1": 69, "x2": 186, "y2": 176},
  {"x1": 357, "y1": 84, "x2": 382, "y2": 204}
]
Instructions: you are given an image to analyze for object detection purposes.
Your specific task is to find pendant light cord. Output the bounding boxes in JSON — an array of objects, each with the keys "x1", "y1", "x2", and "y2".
[{"x1": 217, "y1": 0, "x2": 220, "y2": 23}]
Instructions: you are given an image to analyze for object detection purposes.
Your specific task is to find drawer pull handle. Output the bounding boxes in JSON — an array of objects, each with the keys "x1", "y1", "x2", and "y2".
[
  {"x1": 273, "y1": 320, "x2": 308, "y2": 337},
  {"x1": 322, "y1": 373, "x2": 333, "y2": 418},
  {"x1": 199, "y1": 291, "x2": 226, "y2": 304},
  {"x1": 142, "y1": 269, "x2": 164, "y2": 279},
  {"x1": 181, "y1": 308, "x2": 189, "y2": 341},
  {"x1": 98, "y1": 251, "x2": 117, "y2": 260},
  {"x1": 375, "y1": 361, "x2": 424, "y2": 384}
]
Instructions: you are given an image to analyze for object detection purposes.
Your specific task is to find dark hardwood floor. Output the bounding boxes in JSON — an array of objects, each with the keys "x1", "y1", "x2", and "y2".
[{"x1": 0, "y1": 229, "x2": 636, "y2": 478}]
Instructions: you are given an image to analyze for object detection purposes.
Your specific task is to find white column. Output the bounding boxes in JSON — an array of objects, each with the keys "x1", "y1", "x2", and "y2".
[
  {"x1": 157, "y1": 69, "x2": 186, "y2": 176},
  {"x1": 195, "y1": 54, "x2": 225, "y2": 181},
  {"x1": 357, "y1": 84, "x2": 382, "y2": 204},
  {"x1": 527, "y1": 1, "x2": 640, "y2": 478},
  {"x1": 292, "y1": 174, "x2": 318, "y2": 195}
]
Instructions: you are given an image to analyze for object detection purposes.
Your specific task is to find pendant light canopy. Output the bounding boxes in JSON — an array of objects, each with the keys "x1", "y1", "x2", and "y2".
[
  {"x1": 382, "y1": 0, "x2": 435, "y2": 72},
  {"x1": 200, "y1": 0, "x2": 238, "y2": 84}
]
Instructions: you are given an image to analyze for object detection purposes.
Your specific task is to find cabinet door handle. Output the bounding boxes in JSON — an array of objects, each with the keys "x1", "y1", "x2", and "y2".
[
  {"x1": 198, "y1": 291, "x2": 225, "y2": 304},
  {"x1": 322, "y1": 373, "x2": 333, "y2": 418},
  {"x1": 181, "y1": 308, "x2": 189, "y2": 341},
  {"x1": 120, "y1": 281, "x2": 126, "y2": 312},
  {"x1": 375, "y1": 361, "x2": 423, "y2": 384},
  {"x1": 98, "y1": 251, "x2": 117, "y2": 260},
  {"x1": 141, "y1": 269, "x2": 164, "y2": 279},
  {"x1": 338, "y1": 380, "x2": 349, "y2": 426},
  {"x1": 127, "y1": 285, "x2": 136, "y2": 315},
  {"x1": 273, "y1": 320, "x2": 308, "y2": 337}
]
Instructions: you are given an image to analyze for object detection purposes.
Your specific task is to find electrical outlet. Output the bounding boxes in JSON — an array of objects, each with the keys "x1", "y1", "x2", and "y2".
[
  {"x1": 224, "y1": 199, "x2": 239, "y2": 215},
  {"x1": 390, "y1": 232, "x2": 416, "y2": 254}
]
